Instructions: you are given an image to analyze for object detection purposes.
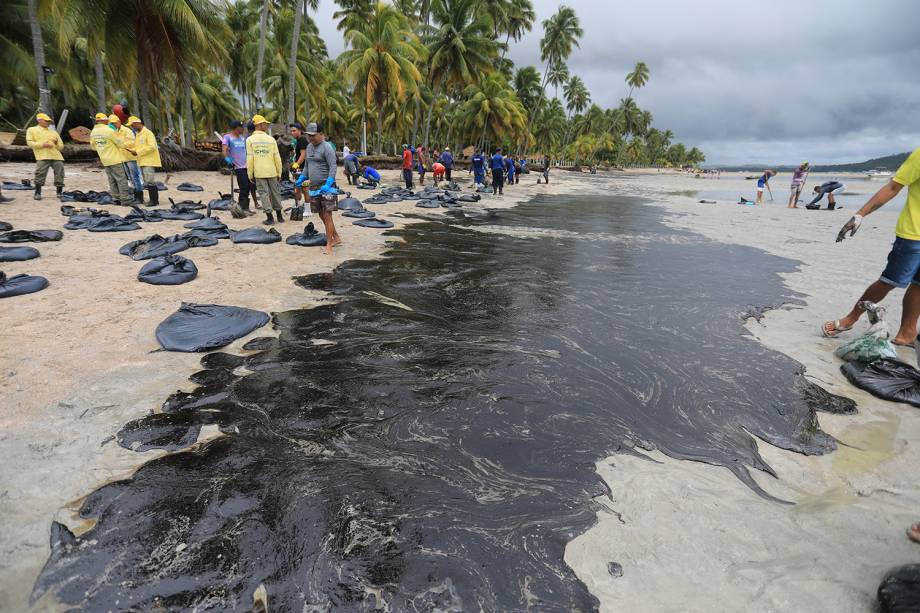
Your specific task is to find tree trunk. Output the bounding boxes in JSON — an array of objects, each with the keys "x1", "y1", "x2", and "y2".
[
  {"x1": 254, "y1": 0, "x2": 270, "y2": 112},
  {"x1": 422, "y1": 76, "x2": 443, "y2": 149},
  {"x1": 410, "y1": 97, "x2": 421, "y2": 145},
  {"x1": 522, "y1": 64, "x2": 551, "y2": 154},
  {"x1": 183, "y1": 75, "x2": 193, "y2": 147},
  {"x1": 130, "y1": 84, "x2": 139, "y2": 117},
  {"x1": 27, "y1": 0, "x2": 53, "y2": 117},
  {"x1": 94, "y1": 56, "x2": 106, "y2": 112},
  {"x1": 163, "y1": 89, "x2": 175, "y2": 137},
  {"x1": 375, "y1": 105, "x2": 384, "y2": 155},
  {"x1": 286, "y1": 0, "x2": 304, "y2": 126},
  {"x1": 136, "y1": 39, "x2": 150, "y2": 126}
]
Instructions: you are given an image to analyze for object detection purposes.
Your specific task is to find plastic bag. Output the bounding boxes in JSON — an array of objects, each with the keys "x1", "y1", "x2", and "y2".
[{"x1": 835, "y1": 301, "x2": 898, "y2": 363}]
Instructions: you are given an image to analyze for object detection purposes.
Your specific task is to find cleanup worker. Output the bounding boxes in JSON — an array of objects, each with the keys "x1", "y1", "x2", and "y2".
[
  {"x1": 289, "y1": 122, "x2": 309, "y2": 206},
  {"x1": 246, "y1": 115, "x2": 284, "y2": 225},
  {"x1": 491, "y1": 148, "x2": 505, "y2": 195},
  {"x1": 129, "y1": 117, "x2": 162, "y2": 206},
  {"x1": 90, "y1": 113, "x2": 134, "y2": 206},
  {"x1": 222, "y1": 120, "x2": 258, "y2": 213},
  {"x1": 439, "y1": 147, "x2": 454, "y2": 182},
  {"x1": 417, "y1": 145, "x2": 429, "y2": 186},
  {"x1": 112, "y1": 113, "x2": 144, "y2": 202},
  {"x1": 361, "y1": 164, "x2": 381, "y2": 187},
  {"x1": 541, "y1": 155, "x2": 550, "y2": 184},
  {"x1": 471, "y1": 149, "x2": 485, "y2": 187},
  {"x1": 296, "y1": 121, "x2": 341, "y2": 255},
  {"x1": 344, "y1": 149, "x2": 360, "y2": 185},
  {"x1": 401, "y1": 144, "x2": 414, "y2": 189},
  {"x1": 504, "y1": 152, "x2": 516, "y2": 186},
  {"x1": 26, "y1": 112, "x2": 65, "y2": 200},
  {"x1": 806, "y1": 180, "x2": 846, "y2": 210}
]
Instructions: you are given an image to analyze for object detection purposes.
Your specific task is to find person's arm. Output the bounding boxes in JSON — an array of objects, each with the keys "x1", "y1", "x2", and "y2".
[
  {"x1": 325, "y1": 144, "x2": 338, "y2": 183},
  {"x1": 272, "y1": 143, "x2": 282, "y2": 178},
  {"x1": 837, "y1": 180, "x2": 905, "y2": 242},
  {"x1": 294, "y1": 144, "x2": 306, "y2": 169},
  {"x1": 246, "y1": 139, "x2": 255, "y2": 180},
  {"x1": 26, "y1": 128, "x2": 39, "y2": 150},
  {"x1": 135, "y1": 131, "x2": 153, "y2": 157}
]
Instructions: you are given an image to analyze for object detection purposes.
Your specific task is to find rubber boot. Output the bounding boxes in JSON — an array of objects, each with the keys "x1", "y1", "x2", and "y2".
[
  {"x1": 134, "y1": 190, "x2": 144, "y2": 204},
  {"x1": 147, "y1": 186, "x2": 159, "y2": 206},
  {"x1": 33, "y1": 186, "x2": 42, "y2": 201},
  {"x1": 56, "y1": 186, "x2": 63, "y2": 200},
  {"x1": 275, "y1": 210, "x2": 284, "y2": 223},
  {"x1": 262, "y1": 212, "x2": 275, "y2": 225}
]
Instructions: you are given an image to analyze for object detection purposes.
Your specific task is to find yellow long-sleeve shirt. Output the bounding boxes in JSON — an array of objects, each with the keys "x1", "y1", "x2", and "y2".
[
  {"x1": 246, "y1": 130, "x2": 282, "y2": 179},
  {"x1": 90, "y1": 124, "x2": 125, "y2": 167},
  {"x1": 26, "y1": 125, "x2": 64, "y2": 161},
  {"x1": 134, "y1": 126, "x2": 161, "y2": 168},
  {"x1": 117, "y1": 125, "x2": 137, "y2": 163}
]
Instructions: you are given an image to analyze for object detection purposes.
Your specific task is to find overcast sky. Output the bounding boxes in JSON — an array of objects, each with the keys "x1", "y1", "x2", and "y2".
[{"x1": 312, "y1": 0, "x2": 920, "y2": 165}]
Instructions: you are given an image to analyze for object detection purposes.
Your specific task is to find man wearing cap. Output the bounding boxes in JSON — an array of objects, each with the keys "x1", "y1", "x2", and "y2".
[
  {"x1": 439, "y1": 147, "x2": 454, "y2": 183},
  {"x1": 111, "y1": 115, "x2": 143, "y2": 203},
  {"x1": 90, "y1": 113, "x2": 134, "y2": 206},
  {"x1": 246, "y1": 115, "x2": 284, "y2": 225},
  {"x1": 130, "y1": 117, "x2": 162, "y2": 206},
  {"x1": 289, "y1": 123, "x2": 309, "y2": 207},
  {"x1": 296, "y1": 122, "x2": 341, "y2": 255},
  {"x1": 401, "y1": 144, "x2": 414, "y2": 190},
  {"x1": 222, "y1": 120, "x2": 258, "y2": 214},
  {"x1": 26, "y1": 113, "x2": 65, "y2": 200},
  {"x1": 788, "y1": 161, "x2": 810, "y2": 209},
  {"x1": 490, "y1": 148, "x2": 505, "y2": 195}
]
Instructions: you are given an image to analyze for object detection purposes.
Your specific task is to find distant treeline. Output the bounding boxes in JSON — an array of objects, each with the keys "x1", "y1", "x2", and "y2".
[{"x1": 716, "y1": 152, "x2": 910, "y2": 173}]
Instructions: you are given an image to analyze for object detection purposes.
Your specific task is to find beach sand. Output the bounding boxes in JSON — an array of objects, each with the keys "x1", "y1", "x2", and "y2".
[{"x1": 1, "y1": 163, "x2": 917, "y2": 611}]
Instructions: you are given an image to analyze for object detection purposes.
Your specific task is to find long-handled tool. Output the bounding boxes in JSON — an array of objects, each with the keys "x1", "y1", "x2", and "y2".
[{"x1": 767, "y1": 182, "x2": 774, "y2": 202}]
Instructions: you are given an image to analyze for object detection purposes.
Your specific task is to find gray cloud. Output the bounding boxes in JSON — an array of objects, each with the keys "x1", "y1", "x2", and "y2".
[{"x1": 313, "y1": 0, "x2": 920, "y2": 164}]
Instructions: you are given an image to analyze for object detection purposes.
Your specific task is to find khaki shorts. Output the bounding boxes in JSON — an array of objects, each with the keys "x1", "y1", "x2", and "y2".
[
  {"x1": 310, "y1": 194, "x2": 337, "y2": 214},
  {"x1": 141, "y1": 166, "x2": 156, "y2": 185}
]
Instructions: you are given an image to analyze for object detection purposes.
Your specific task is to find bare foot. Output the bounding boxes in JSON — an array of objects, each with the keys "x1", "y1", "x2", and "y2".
[
  {"x1": 324, "y1": 244, "x2": 333, "y2": 256},
  {"x1": 908, "y1": 523, "x2": 920, "y2": 544},
  {"x1": 893, "y1": 336, "x2": 916, "y2": 347},
  {"x1": 332, "y1": 237, "x2": 343, "y2": 247}
]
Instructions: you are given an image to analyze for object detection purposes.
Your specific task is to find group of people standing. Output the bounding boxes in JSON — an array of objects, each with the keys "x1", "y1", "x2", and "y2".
[{"x1": 753, "y1": 163, "x2": 846, "y2": 210}]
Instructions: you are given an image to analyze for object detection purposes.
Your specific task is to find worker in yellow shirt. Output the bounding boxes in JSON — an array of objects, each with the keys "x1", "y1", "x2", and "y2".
[
  {"x1": 25, "y1": 112, "x2": 65, "y2": 200},
  {"x1": 246, "y1": 115, "x2": 284, "y2": 225},
  {"x1": 824, "y1": 147, "x2": 920, "y2": 345},
  {"x1": 129, "y1": 116, "x2": 161, "y2": 206},
  {"x1": 89, "y1": 113, "x2": 134, "y2": 206},
  {"x1": 114, "y1": 116, "x2": 144, "y2": 203}
]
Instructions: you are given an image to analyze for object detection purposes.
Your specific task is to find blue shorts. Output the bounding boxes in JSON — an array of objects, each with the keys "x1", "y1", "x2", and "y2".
[{"x1": 880, "y1": 237, "x2": 920, "y2": 288}]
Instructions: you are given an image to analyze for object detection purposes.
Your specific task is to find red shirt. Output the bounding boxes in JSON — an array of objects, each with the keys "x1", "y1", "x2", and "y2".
[{"x1": 402, "y1": 149, "x2": 413, "y2": 170}]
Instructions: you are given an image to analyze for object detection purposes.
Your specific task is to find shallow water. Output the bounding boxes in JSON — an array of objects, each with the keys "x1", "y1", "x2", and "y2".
[{"x1": 33, "y1": 194, "x2": 854, "y2": 611}]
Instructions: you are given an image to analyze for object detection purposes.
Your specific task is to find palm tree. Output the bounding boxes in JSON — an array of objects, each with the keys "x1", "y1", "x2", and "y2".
[
  {"x1": 333, "y1": 0, "x2": 375, "y2": 31},
  {"x1": 26, "y1": 0, "x2": 52, "y2": 116},
  {"x1": 625, "y1": 61, "x2": 649, "y2": 99},
  {"x1": 563, "y1": 75, "x2": 589, "y2": 116},
  {"x1": 339, "y1": 2, "x2": 422, "y2": 153},
  {"x1": 546, "y1": 62, "x2": 569, "y2": 100},
  {"x1": 500, "y1": 0, "x2": 535, "y2": 60},
  {"x1": 458, "y1": 73, "x2": 526, "y2": 149},
  {"x1": 422, "y1": 0, "x2": 497, "y2": 148},
  {"x1": 480, "y1": 0, "x2": 509, "y2": 38},
  {"x1": 513, "y1": 66, "x2": 541, "y2": 110}
]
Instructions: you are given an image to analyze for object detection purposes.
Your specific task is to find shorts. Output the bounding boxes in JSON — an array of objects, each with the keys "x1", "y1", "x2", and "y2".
[
  {"x1": 310, "y1": 193, "x2": 337, "y2": 214},
  {"x1": 790, "y1": 183, "x2": 804, "y2": 195},
  {"x1": 880, "y1": 237, "x2": 920, "y2": 288}
]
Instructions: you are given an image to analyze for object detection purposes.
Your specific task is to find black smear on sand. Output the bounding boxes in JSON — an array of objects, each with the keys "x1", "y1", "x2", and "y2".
[{"x1": 34, "y1": 195, "x2": 854, "y2": 611}]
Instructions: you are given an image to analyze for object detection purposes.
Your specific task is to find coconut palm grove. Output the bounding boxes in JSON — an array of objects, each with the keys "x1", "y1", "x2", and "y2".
[{"x1": 4, "y1": 0, "x2": 705, "y2": 168}]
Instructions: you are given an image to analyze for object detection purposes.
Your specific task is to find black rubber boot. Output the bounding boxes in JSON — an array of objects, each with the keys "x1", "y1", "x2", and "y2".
[
  {"x1": 262, "y1": 212, "x2": 275, "y2": 225},
  {"x1": 33, "y1": 186, "x2": 42, "y2": 201},
  {"x1": 147, "y1": 186, "x2": 159, "y2": 206},
  {"x1": 275, "y1": 210, "x2": 284, "y2": 223},
  {"x1": 134, "y1": 190, "x2": 144, "y2": 204},
  {"x1": 56, "y1": 186, "x2": 63, "y2": 199}
]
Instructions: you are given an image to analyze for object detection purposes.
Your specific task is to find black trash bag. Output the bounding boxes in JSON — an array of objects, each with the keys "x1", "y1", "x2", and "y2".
[
  {"x1": 352, "y1": 218, "x2": 394, "y2": 229},
  {"x1": 119, "y1": 234, "x2": 190, "y2": 260},
  {"x1": 207, "y1": 194, "x2": 233, "y2": 211},
  {"x1": 342, "y1": 209, "x2": 375, "y2": 219},
  {"x1": 337, "y1": 195, "x2": 363, "y2": 210},
  {"x1": 167, "y1": 198, "x2": 206, "y2": 210},
  {"x1": 155, "y1": 302, "x2": 271, "y2": 352},
  {"x1": 184, "y1": 216, "x2": 227, "y2": 230},
  {"x1": 176, "y1": 182, "x2": 204, "y2": 192},
  {"x1": 0, "y1": 246, "x2": 40, "y2": 262},
  {"x1": 459, "y1": 194, "x2": 481, "y2": 202},
  {"x1": 0, "y1": 271, "x2": 49, "y2": 298},
  {"x1": 155, "y1": 209, "x2": 204, "y2": 221},
  {"x1": 416, "y1": 201, "x2": 441, "y2": 209},
  {"x1": 279, "y1": 180, "x2": 295, "y2": 199},
  {"x1": 65, "y1": 211, "x2": 139, "y2": 232},
  {"x1": 878, "y1": 564, "x2": 920, "y2": 613},
  {"x1": 0, "y1": 222, "x2": 11, "y2": 231},
  {"x1": 229, "y1": 227, "x2": 282, "y2": 244},
  {"x1": 59, "y1": 191, "x2": 86, "y2": 202},
  {"x1": 841, "y1": 358, "x2": 920, "y2": 408},
  {"x1": 0, "y1": 229, "x2": 62, "y2": 243},
  {"x1": 179, "y1": 231, "x2": 221, "y2": 246},
  {"x1": 137, "y1": 255, "x2": 198, "y2": 285},
  {"x1": 356, "y1": 183, "x2": 376, "y2": 190},
  {"x1": 60, "y1": 205, "x2": 104, "y2": 217},
  {"x1": 364, "y1": 196, "x2": 389, "y2": 205},
  {"x1": 124, "y1": 206, "x2": 165, "y2": 223},
  {"x1": 1, "y1": 180, "x2": 32, "y2": 190},
  {"x1": 285, "y1": 222, "x2": 326, "y2": 247},
  {"x1": 441, "y1": 201, "x2": 462, "y2": 209},
  {"x1": 287, "y1": 205, "x2": 304, "y2": 221},
  {"x1": 93, "y1": 192, "x2": 114, "y2": 205},
  {"x1": 445, "y1": 181, "x2": 461, "y2": 191}
]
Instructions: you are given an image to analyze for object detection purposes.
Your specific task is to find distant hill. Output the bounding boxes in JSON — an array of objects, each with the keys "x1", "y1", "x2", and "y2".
[{"x1": 715, "y1": 152, "x2": 910, "y2": 173}]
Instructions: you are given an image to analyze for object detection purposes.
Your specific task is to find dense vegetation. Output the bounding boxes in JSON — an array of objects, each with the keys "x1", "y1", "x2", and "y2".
[{"x1": 3, "y1": 0, "x2": 705, "y2": 167}]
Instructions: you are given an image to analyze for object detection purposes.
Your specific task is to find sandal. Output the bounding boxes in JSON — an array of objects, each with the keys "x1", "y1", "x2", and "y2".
[{"x1": 822, "y1": 320, "x2": 853, "y2": 338}]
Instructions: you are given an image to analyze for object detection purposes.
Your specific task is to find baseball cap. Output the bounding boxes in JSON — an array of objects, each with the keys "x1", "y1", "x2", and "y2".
[
  {"x1": 305, "y1": 122, "x2": 322, "y2": 135},
  {"x1": 128, "y1": 116, "x2": 141, "y2": 124},
  {"x1": 94, "y1": 112, "x2": 109, "y2": 121},
  {"x1": 252, "y1": 114, "x2": 268, "y2": 124},
  {"x1": 229, "y1": 119, "x2": 243, "y2": 129},
  {"x1": 108, "y1": 114, "x2": 120, "y2": 123},
  {"x1": 289, "y1": 122, "x2": 304, "y2": 131},
  {"x1": 36, "y1": 112, "x2": 52, "y2": 121}
]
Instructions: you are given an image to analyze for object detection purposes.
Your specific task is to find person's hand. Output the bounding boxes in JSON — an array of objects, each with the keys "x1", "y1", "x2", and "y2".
[
  {"x1": 295, "y1": 175, "x2": 306, "y2": 188},
  {"x1": 836, "y1": 214, "x2": 863, "y2": 242},
  {"x1": 322, "y1": 177, "x2": 334, "y2": 191},
  {"x1": 224, "y1": 156, "x2": 233, "y2": 167},
  {"x1": 291, "y1": 162, "x2": 299, "y2": 171},
  {"x1": 308, "y1": 188, "x2": 321, "y2": 198}
]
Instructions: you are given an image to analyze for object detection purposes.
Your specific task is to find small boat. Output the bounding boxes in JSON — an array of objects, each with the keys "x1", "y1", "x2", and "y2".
[{"x1": 867, "y1": 168, "x2": 893, "y2": 179}]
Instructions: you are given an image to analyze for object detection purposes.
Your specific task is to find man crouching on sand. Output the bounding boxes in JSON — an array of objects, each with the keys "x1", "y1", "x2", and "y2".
[{"x1": 823, "y1": 147, "x2": 920, "y2": 344}]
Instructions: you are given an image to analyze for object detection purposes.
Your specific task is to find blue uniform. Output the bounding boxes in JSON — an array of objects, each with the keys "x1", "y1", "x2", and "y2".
[
  {"x1": 490, "y1": 153, "x2": 505, "y2": 194},
  {"x1": 505, "y1": 156, "x2": 515, "y2": 183},
  {"x1": 490, "y1": 153, "x2": 505, "y2": 170},
  {"x1": 471, "y1": 153, "x2": 485, "y2": 184},
  {"x1": 363, "y1": 167, "x2": 381, "y2": 182}
]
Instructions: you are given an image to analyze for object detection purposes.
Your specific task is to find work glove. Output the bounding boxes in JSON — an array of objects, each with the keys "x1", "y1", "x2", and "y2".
[
  {"x1": 836, "y1": 214, "x2": 862, "y2": 243},
  {"x1": 295, "y1": 174, "x2": 307, "y2": 188},
  {"x1": 322, "y1": 177, "x2": 335, "y2": 191},
  {"x1": 291, "y1": 162, "x2": 300, "y2": 171},
  {"x1": 224, "y1": 156, "x2": 233, "y2": 167}
]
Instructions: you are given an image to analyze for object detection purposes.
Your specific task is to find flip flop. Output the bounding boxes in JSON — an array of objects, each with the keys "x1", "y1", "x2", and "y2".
[
  {"x1": 822, "y1": 320, "x2": 853, "y2": 338},
  {"x1": 907, "y1": 523, "x2": 920, "y2": 544},
  {"x1": 893, "y1": 340, "x2": 916, "y2": 348}
]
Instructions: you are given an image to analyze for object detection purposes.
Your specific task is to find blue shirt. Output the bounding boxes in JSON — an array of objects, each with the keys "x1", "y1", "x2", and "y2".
[
  {"x1": 345, "y1": 153, "x2": 358, "y2": 163},
  {"x1": 471, "y1": 154, "x2": 485, "y2": 170},
  {"x1": 221, "y1": 132, "x2": 247, "y2": 169},
  {"x1": 505, "y1": 157, "x2": 515, "y2": 175},
  {"x1": 439, "y1": 151, "x2": 454, "y2": 168},
  {"x1": 363, "y1": 167, "x2": 380, "y2": 181},
  {"x1": 490, "y1": 154, "x2": 505, "y2": 171}
]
